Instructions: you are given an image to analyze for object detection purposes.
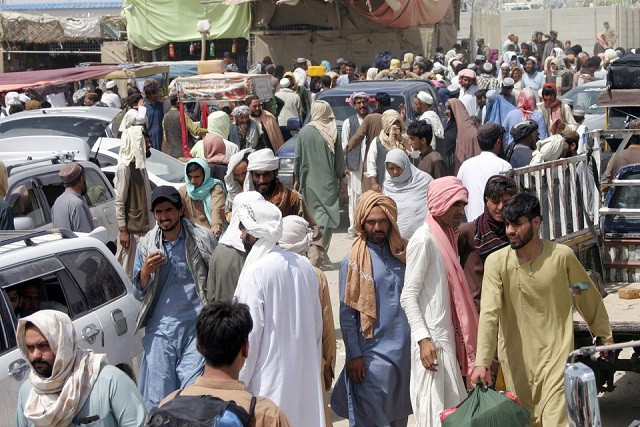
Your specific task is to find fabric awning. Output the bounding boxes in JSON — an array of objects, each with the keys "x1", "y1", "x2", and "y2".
[
  {"x1": 0, "y1": 65, "x2": 125, "y2": 92},
  {"x1": 597, "y1": 89, "x2": 640, "y2": 107},
  {"x1": 348, "y1": 0, "x2": 452, "y2": 28}
]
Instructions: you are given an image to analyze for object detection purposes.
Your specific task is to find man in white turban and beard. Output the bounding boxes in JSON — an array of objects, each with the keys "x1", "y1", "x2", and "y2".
[
  {"x1": 233, "y1": 200, "x2": 325, "y2": 427},
  {"x1": 115, "y1": 107, "x2": 154, "y2": 278},
  {"x1": 294, "y1": 100, "x2": 345, "y2": 253},
  {"x1": 229, "y1": 105, "x2": 260, "y2": 150},
  {"x1": 16, "y1": 310, "x2": 146, "y2": 427},
  {"x1": 278, "y1": 216, "x2": 336, "y2": 427}
]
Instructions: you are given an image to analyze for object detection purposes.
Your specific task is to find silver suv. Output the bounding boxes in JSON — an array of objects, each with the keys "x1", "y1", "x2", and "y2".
[
  {"x1": 0, "y1": 229, "x2": 143, "y2": 422},
  {"x1": 4, "y1": 157, "x2": 118, "y2": 252}
]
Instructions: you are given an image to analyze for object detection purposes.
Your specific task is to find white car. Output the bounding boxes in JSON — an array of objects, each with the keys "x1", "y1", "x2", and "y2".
[{"x1": 0, "y1": 229, "x2": 143, "y2": 422}]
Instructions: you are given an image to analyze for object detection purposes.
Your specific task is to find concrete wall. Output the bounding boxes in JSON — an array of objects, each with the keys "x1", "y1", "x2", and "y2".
[{"x1": 459, "y1": 6, "x2": 639, "y2": 55}]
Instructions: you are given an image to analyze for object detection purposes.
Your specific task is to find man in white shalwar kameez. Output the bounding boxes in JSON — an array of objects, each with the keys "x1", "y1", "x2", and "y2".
[
  {"x1": 400, "y1": 176, "x2": 480, "y2": 426},
  {"x1": 233, "y1": 200, "x2": 325, "y2": 427},
  {"x1": 413, "y1": 91, "x2": 444, "y2": 150},
  {"x1": 342, "y1": 91, "x2": 370, "y2": 238}
]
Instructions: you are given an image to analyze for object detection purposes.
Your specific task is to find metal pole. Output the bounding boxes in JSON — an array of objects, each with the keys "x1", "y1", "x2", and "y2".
[{"x1": 2, "y1": 50, "x2": 102, "y2": 55}]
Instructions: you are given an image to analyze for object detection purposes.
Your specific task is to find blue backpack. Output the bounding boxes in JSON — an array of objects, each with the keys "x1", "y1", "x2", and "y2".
[{"x1": 146, "y1": 389, "x2": 256, "y2": 427}]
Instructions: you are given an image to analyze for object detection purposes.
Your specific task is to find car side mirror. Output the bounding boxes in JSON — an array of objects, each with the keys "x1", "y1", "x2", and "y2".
[
  {"x1": 564, "y1": 362, "x2": 601, "y2": 426},
  {"x1": 287, "y1": 118, "x2": 301, "y2": 131},
  {"x1": 13, "y1": 216, "x2": 34, "y2": 230},
  {"x1": 87, "y1": 226, "x2": 108, "y2": 244}
]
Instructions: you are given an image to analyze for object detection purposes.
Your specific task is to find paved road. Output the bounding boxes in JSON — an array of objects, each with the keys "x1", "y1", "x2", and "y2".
[{"x1": 323, "y1": 207, "x2": 639, "y2": 425}]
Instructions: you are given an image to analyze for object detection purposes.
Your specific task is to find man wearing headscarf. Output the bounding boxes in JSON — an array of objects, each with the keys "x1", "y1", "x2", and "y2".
[
  {"x1": 278, "y1": 215, "x2": 336, "y2": 427},
  {"x1": 538, "y1": 83, "x2": 577, "y2": 136},
  {"x1": 162, "y1": 93, "x2": 207, "y2": 159},
  {"x1": 400, "y1": 176, "x2": 480, "y2": 426},
  {"x1": 457, "y1": 175, "x2": 518, "y2": 311},
  {"x1": 365, "y1": 109, "x2": 410, "y2": 192},
  {"x1": 178, "y1": 158, "x2": 226, "y2": 238},
  {"x1": 244, "y1": 148, "x2": 325, "y2": 266},
  {"x1": 457, "y1": 68, "x2": 478, "y2": 116},
  {"x1": 457, "y1": 123, "x2": 512, "y2": 221},
  {"x1": 412, "y1": 91, "x2": 445, "y2": 150},
  {"x1": 233, "y1": 200, "x2": 325, "y2": 427},
  {"x1": 294, "y1": 100, "x2": 345, "y2": 252},
  {"x1": 16, "y1": 310, "x2": 146, "y2": 427},
  {"x1": 224, "y1": 148, "x2": 251, "y2": 217},
  {"x1": 132, "y1": 186, "x2": 217, "y2": 410},
  {"x1": 331, "y1": 190, "x2": 412, "y2": 426},
  {"x1": 247, "y1": 95, "x2": 285, "y2": 153},
  {"x1": 207, "y1": 191, "x2": 264, "y2": 302},
  {"x1": 115, "y1": 107, "x2": 154, "y2": 278},
  {"x1": 342, "y1": 91, "x2": 371, "y2": 238},
  {"x1": 229, "y1": 105, "x2": 260, "y2": 149}
]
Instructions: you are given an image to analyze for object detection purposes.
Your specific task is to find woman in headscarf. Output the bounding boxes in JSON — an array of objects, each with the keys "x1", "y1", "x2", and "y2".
[
  {"x1": 365, "y1": 109, "x2": 411, "y2": 192},
  {"x1": 543, "y1": 47, "x2": 565, "y2": 78},
  {"x1": 510, "y1": 67, "x2": 524, "y2": 99},
  {"x1": 502, "y1": 87, "x2": 548, "y2": 149},
  {"x1": 383, "y1": 149, "x2": 434, "y2": 240},
  {"x1": 486, "y1": 89, "x2": 516, "y2": 127},
  {"x1": 538, "y1": 82, "x2": 577, "y2": 136},
  {"x1": 547, "y1": 57, "x2": 574, "y2": 95},
  {"x1": 190, "y1": 110, "x2": 238, "y2": 158},
  {"x1": 438, "y1": 98, "x2": 480, "y2": 175},
  {"x1": 179, "y1": 157, "x2": 226, "y2": 238},
  {"x1": 202, "y1": 133, "x2": 230, "y2": 181}
]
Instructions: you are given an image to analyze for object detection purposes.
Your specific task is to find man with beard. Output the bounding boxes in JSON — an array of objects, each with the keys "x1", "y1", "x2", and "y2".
[
  {"x1": 245, "y1": 148, "x2": 325, "y2": 266},
  {"x1": 229, "y1": 105, "x2": 260, "y2": 149},
  {"x1": 458, "y1": 69, "x2": 478, "y2": 116},
  {"x1": 412, "y1": 91, "x2": 444, "y2": 150},
  {"x1": 457, "y1": 175, "x2": 518, "y2": 311},
  {"x1": 115, "y1": 107, "x2": 154, "y2": 278},
  {"x1": 246, "y1": 95, "x2": 285, "y2": 153},
  {"x1": 471, "y1": 192, "x2": 612, "y2": 426},
  {"x1": 131, "y1": 186, "x2": 217, "y2": 410},
  {"x1": 233, "y1": 200, "x2": 325, "y2": 427},
  {"x1": 401, "y1": 177, "x2": 479, "y2": 426},
  {"x1": 16, "y1": 310, "x2": 146, "y2": 427},
  {"x1": 331, "y1": 191, "x2": 412, "y2": 426},
  {"x1": 51, "y1": 163, "x2": 95, "y2": 232},
  {"x1": 522, "y1": 57, "x2": 545, "y2": 96},
  {"x1": 342, "y1": 91, "x2": 370, "y2": 238}
]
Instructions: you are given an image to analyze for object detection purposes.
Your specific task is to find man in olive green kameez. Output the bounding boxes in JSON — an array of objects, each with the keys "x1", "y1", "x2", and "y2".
[{"x1": 471, "y1": 192, "x2": 612, "y2": 426}]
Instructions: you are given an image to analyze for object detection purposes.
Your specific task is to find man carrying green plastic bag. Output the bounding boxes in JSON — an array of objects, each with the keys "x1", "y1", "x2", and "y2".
[{"x1": 441, "y1": 383, "x2": 530, "y2": 426}]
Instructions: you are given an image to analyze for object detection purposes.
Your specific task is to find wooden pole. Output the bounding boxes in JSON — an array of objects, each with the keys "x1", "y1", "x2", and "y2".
[{"x1": 200, "y1": 32, "x2": 207, "y2": 61}]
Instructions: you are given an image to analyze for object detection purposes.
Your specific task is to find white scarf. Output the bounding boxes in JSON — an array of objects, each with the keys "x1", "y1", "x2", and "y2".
[
  {"x1": 236, "y1": 200, "x2": 283, "y2": 270},
  {"x1": 278, "y1": 216, "x2": 313, "y2": 255},
  {"x1": 17, "y1": 310, "x2": 106, "y2": 427},
  {"x1": 219, "y1": 191, "x2": 264, "y2": 253}
]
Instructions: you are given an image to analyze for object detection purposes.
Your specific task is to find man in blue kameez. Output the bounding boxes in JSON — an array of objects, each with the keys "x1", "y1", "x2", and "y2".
[
  {"x1": 144, "y1": 79, "x2": 165, "y2": 150},
  {"x1": 331, "y1": 190, "x2": 413, "y2": 426},
  {"x1": 132, "y1": 186, "x2": 217, "y2": 409}
]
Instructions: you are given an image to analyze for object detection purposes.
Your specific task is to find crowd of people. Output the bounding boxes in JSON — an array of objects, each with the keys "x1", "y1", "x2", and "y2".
[{"x1": 5, "y1": 29, "x2": 637, "y2": 426}]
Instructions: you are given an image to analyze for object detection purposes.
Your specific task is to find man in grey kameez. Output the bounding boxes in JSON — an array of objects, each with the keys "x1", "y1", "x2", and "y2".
[
  {"x1": 331, "y1": 191, "x2": 412, "y2": 426},
  {"x1": 294, "y1": 100, "x2": 345, "y2": 253},
  {"x1": 131, "y1": 186, "x2": 216, "y2": 410},
  {"x1": 51, "y1": 163, "x2": 95, "y2": 233}
]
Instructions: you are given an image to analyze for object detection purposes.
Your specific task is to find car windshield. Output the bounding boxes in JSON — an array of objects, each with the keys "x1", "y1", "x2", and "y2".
[
  {"x1": 0, "y1": 117, "x2": 110, "y2": 146},
  {"x1": 612, "y1": 171, "x2": 640, "y2": 209},
  {"x1": 560, "y1": 85, "x2": 605, "y2": 114},
  {"x1": 108, "y1": 147, "x2": 185, "y2": 183},
  {"x1": 316, "y1": 95, "x2": 406, "y2": 128}
]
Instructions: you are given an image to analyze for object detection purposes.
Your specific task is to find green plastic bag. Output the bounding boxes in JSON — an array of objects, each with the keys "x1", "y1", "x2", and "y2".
[{"x1": 442, "y1": 386, "x2": 531, "y2": 426}]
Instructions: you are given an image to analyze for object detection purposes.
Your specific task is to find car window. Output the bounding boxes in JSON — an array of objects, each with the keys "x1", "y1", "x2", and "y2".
[
  {"x1": 316, "y1": 94, "x2": 406, "y2": 127},
  {"x1": 108, "y1": 147, "x2": 185, "y2": 183},
  {"x1": 57, "y1": 250, "x2": 125, "y2": 310},
  {"x1": 0, "y1": 117, "x2": 109, "y2": 146},
  {"x1": 0, "y1": 289, "x2": 16, "y2": 354},
  {"x1": 38, "y1": 172, "x2": 66, "y2": 208},
  {"x1": 6, "y1": 182, "x2": 47, "y2": 228},
  {"x1": 0, "y1": 257, "x2": 87, "y2": 319},
  {"x1": 560, "y1": 86, "x2": 605, "y2": 114},
  {"x1": 84, "y1": 169, "x2": 113, "y2": 207},
  {"x1": 611, "y1": 171, "x2": 640, "y2": 209}
]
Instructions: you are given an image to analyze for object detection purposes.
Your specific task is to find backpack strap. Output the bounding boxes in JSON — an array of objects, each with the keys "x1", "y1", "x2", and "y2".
[{"x1": 248, "y1": 396, "x2": 257, "y2": 420}]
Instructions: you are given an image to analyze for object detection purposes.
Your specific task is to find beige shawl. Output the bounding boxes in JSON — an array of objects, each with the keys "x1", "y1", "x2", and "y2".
[{"x1": 307, "y1": 100, "x2": 338, "y2": 154}]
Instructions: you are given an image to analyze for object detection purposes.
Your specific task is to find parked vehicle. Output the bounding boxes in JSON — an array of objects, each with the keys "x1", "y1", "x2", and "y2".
[
  {"x1": 4, "y1": 157, "x2": 118, "y2": 252},
  {"x1": 0, "y1": 229, "x2": 143, "y2": 422},
  {"x1": 276, "y1": 80, "x2": 445, "y2": 188},
  {"x1": 559, "y1": 80, "x2": 606, "y2": 131}
]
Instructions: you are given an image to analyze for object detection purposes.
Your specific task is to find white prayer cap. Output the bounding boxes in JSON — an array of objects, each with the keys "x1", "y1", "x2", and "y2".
[
  {"x1": 486, "y1": 89, "x2": 499, "y2": 101},
  {"x1": 280, "y1": 78, "x2": 291, "y2": 88},
  {"x1": 502, "y1": 77, "x2": 515, "y2": 87},
  {"x1": 432, "y1": 62, "x2": 444, "y2": 73},
  {"x1": 278, "y1": 216, "x2": 313, "y2": 255},
  {"x1": 476, "y1": 55, "x2": 486, "y2": 61},
  {"x1": 447, "y1": 85, "x2": 460, "y2": 96},
  {"x1": 247, "y1": 148, "x2": 279, "y2": 172},
  {"x1": 105, "y1": 80, "x2": 117, "y2": 89},
  {"x1": 527, "y1": 56, "x2": 538, "y2": 64},
  {"x1": 237, "y1": 200, "x2": 283, "y2": 243},
  {"x1": 482, "y1": 62, "x2": 493, "y2": 73},
  {"x1": 416, "y1": 91, "x2": 433, "y2": 105},
  {"x1": 5, "y1": 91, "x2": 21, "y2": 106},
  {"x1": 296, "y1": 57, "x2": 307, "y2": 64},
  {"x1": 18, "y1": 93, "x2": 30, "y2": 104}
]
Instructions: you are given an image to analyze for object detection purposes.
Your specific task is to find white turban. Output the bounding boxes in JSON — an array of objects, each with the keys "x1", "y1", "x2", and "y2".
[
  {"x1": 293, "y1": 68, "x2": 307, "y2": 87},
  {"x1": 237, "y1": 200, "x2": 283, "y2": 268},
  {"x1": 416, "y1": 91, "x2": 433, "y2": 105},
  {"x1": 278, "y1": 216, "x2": 313, "y2": 255},
  {"x1": 530, "y1": 134, "x2": 564, "y2": 165},
  {"x1": 219, "y1": 190, "x2": 264, "y2": 253},
  {"x1": 5, "y1": 91, "x2": 21, "y2": 107},
  {"x1": 247, "y1": 148, "x2": 279, "y2": 172},
  {"x1": 231, "y1": 105, "x2": 251, "y2": 117}
]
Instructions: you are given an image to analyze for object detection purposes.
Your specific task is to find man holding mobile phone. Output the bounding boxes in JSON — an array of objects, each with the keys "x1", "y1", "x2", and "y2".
[{"x1": 131, "y1": 186, "x2": 217, "y2": 410}]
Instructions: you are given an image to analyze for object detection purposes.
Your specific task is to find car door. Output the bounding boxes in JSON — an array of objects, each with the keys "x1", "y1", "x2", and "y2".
[
  {"x1": 6, "y1": 178, "x2": 49, "y2": 230},
  {"x1": 82, "y1": 166, "x2": 118, "y2": 247},
  {"x1": 0, "y1": 287, "x2": 23, "y2": 423}
]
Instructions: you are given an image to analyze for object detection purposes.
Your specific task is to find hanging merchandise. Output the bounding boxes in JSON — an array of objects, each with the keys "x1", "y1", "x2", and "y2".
[
  {"x1": 189, "y1": 42, "x2": 195, "y2": 55},
  {"x1": 169, "y1": 43, "x2": 175, "y2": 58},
  {"x1": 209, "y1": 41, "x2": 215, "y2": 58},
  {"x1": 231, "y1": 40, "x2": 237, "y2": 54}
]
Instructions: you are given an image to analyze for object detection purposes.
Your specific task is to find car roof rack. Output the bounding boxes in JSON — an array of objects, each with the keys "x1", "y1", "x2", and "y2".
[
  {"x1": 0, "y1": 229, "x2": 77, "y2": 248},
  {"x1": 6, "y1": 152, "x2": 77, "y2": 175}
]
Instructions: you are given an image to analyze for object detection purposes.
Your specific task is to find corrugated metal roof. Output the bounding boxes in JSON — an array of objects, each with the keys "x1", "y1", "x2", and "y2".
[{"x1": 0, "y1": 2, "x2": 122, "y2": 11}]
